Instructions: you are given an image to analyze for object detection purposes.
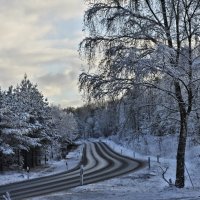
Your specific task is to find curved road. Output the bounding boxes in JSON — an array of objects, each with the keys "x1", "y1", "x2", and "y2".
[{"x1": 0, "y1": 142, "x2": 146, "y2": 200}]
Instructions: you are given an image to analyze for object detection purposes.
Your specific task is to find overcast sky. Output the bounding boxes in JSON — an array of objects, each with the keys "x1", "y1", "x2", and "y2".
[{"x1": 0, "y1": 0, "x2": 86, "y2": 107}]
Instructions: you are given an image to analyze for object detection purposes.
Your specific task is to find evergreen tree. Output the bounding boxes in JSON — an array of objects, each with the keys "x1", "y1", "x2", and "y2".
[
  {"x1": 14, "y1": 75, "x2": 54, "y2": 146},
  {"x1": 0, "y1": 75, "x2": 56, "y2": 169}
]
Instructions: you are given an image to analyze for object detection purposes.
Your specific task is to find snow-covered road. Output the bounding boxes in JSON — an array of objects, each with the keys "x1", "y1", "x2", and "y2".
[{"x1": 0, "y1": 142, "x2": 145, "y2": 200}]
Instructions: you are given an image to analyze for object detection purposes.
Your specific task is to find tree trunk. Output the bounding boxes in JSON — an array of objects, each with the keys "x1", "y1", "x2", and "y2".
[
  {"x1": 175, "y1": 113, "x2": 187, "y2": 188},
  {"x1": 32, "y1": 148, "x2": 35, "y2": 168},
  {"x1": 17, "y1": 149, "x2": 21, "y2": 167},
  {"x1": 0, "y1": 153, "x2": 3, "y2": 171},
  {"x1": 24, "y1": 151, "x2": 28, "y2": 169}
]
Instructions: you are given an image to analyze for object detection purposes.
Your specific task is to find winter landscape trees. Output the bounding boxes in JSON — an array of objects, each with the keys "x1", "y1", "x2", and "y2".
[
  {"x1": 1, "y1": 0, "x2": 200, "y2": 193},
  {"x1": 0, "y1": 75, "x2": 79, "y2": 170},
  {"x1": 79, "y1": 0, "x2": 200, "y2": 188}
]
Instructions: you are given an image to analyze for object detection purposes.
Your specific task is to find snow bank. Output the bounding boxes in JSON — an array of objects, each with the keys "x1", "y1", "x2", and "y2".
[
  {"x1": 0, "y1": 144, "x2": 83, "y2": 186},
  {"x1": 32, "y1": 138, "x2": 200, "y2": 200},
  {"x1": 1, "y1": 138, "x2": 200, "y2": 200}
]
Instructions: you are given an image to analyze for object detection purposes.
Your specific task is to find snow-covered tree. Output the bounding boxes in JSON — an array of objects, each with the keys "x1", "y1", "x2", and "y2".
[
  {"x1": 0, "y1": 86, "x2": 41, "y2": 168},
  {"x1": 50, "y1": 106, "x2": 79, "y2": 158},
  {"x1": 51, "y1": 106, "x2": 79, "y2": 143},
  {"x1": 79, "y1": 0, "x2": 200, "y2": 188},
  {"x1": 74, "y1": 104, "x2": 95, "y2": 139},
  {"x1": 0, "y1": 75, "x2": 56, "y2": 169},
  {"x1": 13, "y1": 75, "x2": 54, "y2": 146}
]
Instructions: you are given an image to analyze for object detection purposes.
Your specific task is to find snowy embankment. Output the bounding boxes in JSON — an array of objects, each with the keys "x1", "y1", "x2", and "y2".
[
  {"x1": 33, "y1": 137, "x2": 200, "y2": 200},
  {"x1": 0, "y1": 145, "x2": 83, "y2": 186},
  {"x1": 1, "y1": 138, "x2": 200, "y2": 200}
]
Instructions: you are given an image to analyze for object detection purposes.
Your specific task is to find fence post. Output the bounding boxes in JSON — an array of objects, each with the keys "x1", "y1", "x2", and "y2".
[
  {"x1": 133, "y1": 152, "x2": 135, "y2": 158},
  {"x1": 169, "y1": 178, "x2": 173, "y2": 187},
  {"x1": 148, "y1": 157, "x2": 151, "y2": 169},
  {"x1": 80, "y1": 165, "x2": 84, "y2": 186},
  {"x1": 157, "y1": 155, "x2": 160, "y2": 163},
  {"x1": 27, "y1": 166, "x2": 30, "y2": 180},
  {"x1": 66, "y1": 161, "x2": 68, "y2": 170}
]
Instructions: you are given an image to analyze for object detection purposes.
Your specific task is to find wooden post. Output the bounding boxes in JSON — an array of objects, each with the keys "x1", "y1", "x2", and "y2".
[
  {"x1": 80, "y1": 165, "x2": 84, "y2": 186},
  {"x1": 27, "y1": 166, "x2": 30, "y2": 180},
  {"x1": 169, "y1": 178, "x2": 173, "y2": 187},
  {"x1": 66, "y1": 161, "x2": 68, "y2": 170},
  {"x1": 148, "y1": 157, "x2": 151, "y2": 169},
  {"x1": 133, "y1": 152, "x2": 135, "y2": 158},
  {"x1": 157, "y1": 155, "x2": 160, "y2": 163}
]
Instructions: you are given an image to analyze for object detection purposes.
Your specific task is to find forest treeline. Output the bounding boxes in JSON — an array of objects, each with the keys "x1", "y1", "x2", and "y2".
[{"x1": 74, "y1": 87, "x2": 200, "y2": 143}]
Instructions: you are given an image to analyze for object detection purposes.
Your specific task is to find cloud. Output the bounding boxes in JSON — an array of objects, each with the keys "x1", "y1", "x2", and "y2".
[
  {"x1": 59, "y1": 99, "x2": 83, "y2": 108},
  {"x1": 36, "y1": 70, "x2": 81, "y2": 107},
  {"x1": 37, "y1": 72, "x2": 73, "y2": 88},
  {"x1": 0, "y1": 0, "x2": 86, "y2": 107}
]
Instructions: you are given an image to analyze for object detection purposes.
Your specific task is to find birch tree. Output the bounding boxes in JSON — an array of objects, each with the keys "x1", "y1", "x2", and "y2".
[{"x1": 79, "y1": 0, "x2": 200, "y2": 188}]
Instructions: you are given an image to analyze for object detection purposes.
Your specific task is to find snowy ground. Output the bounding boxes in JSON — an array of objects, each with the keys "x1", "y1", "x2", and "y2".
[
  {"x1": 1, "y1": 139, "x2": 200, "y2": 200},
  {"x1": 0, "y1": 145, "x2": 82, "y2": 186}
]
